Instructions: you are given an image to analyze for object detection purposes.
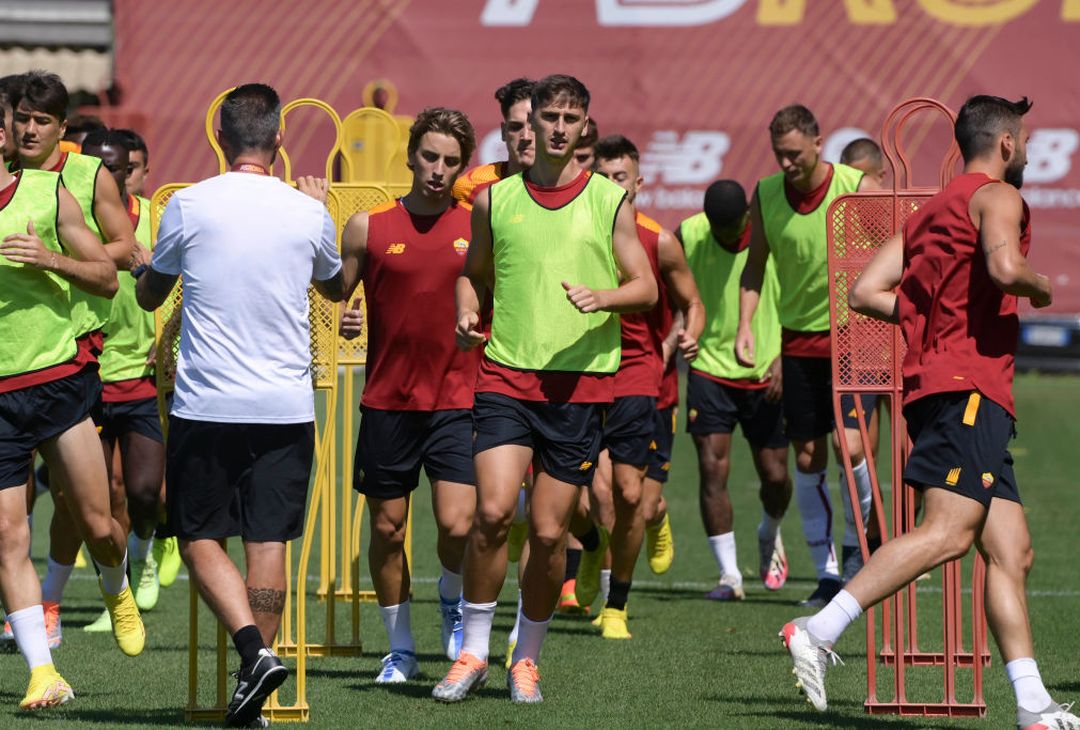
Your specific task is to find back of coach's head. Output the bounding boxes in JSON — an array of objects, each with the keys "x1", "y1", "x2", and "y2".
[{"x1": 218, "y1": 83, "x2": 281, "y2": 161}]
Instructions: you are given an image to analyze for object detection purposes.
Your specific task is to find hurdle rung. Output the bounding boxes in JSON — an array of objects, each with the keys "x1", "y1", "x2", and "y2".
[
  {"x1": 315, "y1": 588, "x2": 379, "y2": 602},
  {"x1": 866, "y1": 701, "x2": 986, "y2": 717},
  {"x1": 264, "y1": 706, "x2": 310, "y2": 722},
  {"x1": 879, "y1": 650, "x2": 991, "y2": 667},
  {"x1": 277, "y1": 642, "x2": 363, "y2": 658}
]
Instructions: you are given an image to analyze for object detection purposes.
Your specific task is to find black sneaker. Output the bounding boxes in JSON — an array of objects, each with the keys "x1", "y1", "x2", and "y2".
[
  {"x1": 225, "y1": 649, "x2": 288, "y2": 727},
  {"x1": 799, "y1": 578, "x2": 843, "y2": 608}
]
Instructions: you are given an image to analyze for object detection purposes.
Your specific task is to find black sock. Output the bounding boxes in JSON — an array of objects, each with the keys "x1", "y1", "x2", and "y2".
[
  {"x1": 564, "y1": 548, "x2": 582, "y2": 580},
  {"x1": 578, "y1": 525, "x2": 600, "y2": 552},
  {"x1": 233, "y1": 624, "x2": 264, "y2": 667},
  {"x1": 868, "y1": 536, "x2": 882, "y2": 553},
  {"x1": 607, "y1": 579, "x2": 631, "y2": 611}
]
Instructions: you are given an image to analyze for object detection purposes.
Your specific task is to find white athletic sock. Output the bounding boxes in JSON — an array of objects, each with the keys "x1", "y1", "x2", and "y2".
[
  {"x1": 511, "y1": 613, "x2": 551, "y2": 664},
  {"x1": 599, "y1": 569, "x2": 611, "y2": 603},
  {"x1": 708, "y1": 532, "x2": 740, "y2": 582},
  {"x1": 378, "y1": 601, "x2": 415, "y2": 654},
  {"x1": 795, "y1": 469, "x2": 839, "y2": 580},
  {"x1": 460, "y1": 600, "x2": 497, "y2": 662},
  {"x1": 128, "y1": 534, "x2": 152, "y2": 562},
  {"x1": 839, "y1": 459, "x2": 873, "y2": 548},
  {"x1": 41, "y1": 557, "x2": 75, "y2": 604},
  {"x1": 758, "y1": 511, "x2": 781, "y2": 542},
  {"x1": 95, "y1": 552, "x2": 129, "y2": 595},
  {"x1": 507, "y1": 592, "x2": 522, "y2": 646},
  {"x1": 1006, "y1": 657, "x2": 1054, "y2": 713},
  {"x1": 806, "y1": 589, "x2": 862, "y2": 645},
  {"x1": 438, "y1": 568, "x2": 463, "y2": 603},
  {"x1": 8, "y1": 605, "x2": 52, "y2": 670}
]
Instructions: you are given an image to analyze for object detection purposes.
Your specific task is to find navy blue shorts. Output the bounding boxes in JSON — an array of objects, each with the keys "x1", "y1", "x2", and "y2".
[
  {"x1": 686, "y1": 370, "x2": 787, "y2": 449},
  {"x1": 646, "y1": 406, "x2": 677, "y2": 483},
  {"x1": 92, "y1": 395, "x2": 163, "y2": 443},
  {"x1": 781, "y1": 355, "x2": 876, "y2": 441},
  {"x1": 602, "y1": 395, "x2": 656, "y2": 467}
]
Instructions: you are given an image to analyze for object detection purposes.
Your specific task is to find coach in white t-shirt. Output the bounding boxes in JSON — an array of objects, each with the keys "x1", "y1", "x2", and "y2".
[{"x1": 136, "y1": 82, "x2": 344, "y2": 726}]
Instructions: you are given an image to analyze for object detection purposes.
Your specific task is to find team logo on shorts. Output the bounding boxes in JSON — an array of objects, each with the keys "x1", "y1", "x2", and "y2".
[
  {"x1": 453, "y1": 237, "x2": 469, "y2": 255},
  {"x1": 688, "y1": 408, "x2": 698, "y2": 422},
  {"x1": 945, "y1": 467, "x2": 961, "y2": 486},
  {"x1": 579, "y1": 461, "x2": 593, "y2": 471},
  {"x1": 385, "y1": 243, "x2": 406, "y2": 254},
  {"x1": 981, "y1": 472, "x2": 994, "y2": 489}
]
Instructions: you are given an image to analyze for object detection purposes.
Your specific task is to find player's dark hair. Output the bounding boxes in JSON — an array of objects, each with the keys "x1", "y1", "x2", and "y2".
[
  {"x1": 80, "y1": 128, "x2": 130, "y2": 152},
  {"x1": 220, "y1": 83, "x2": 280, "y2": 153},
  {"x1": 65, "y1": 114, "x2": 105, "y2": 137},
  {"x1": 17, "y1": 70, "x2": 69, "y2": 121},
  {"x1": 531, "y1": 74, "x2": 590, "y2": 113},
  {"x1": 407, "y1": 107, "x2": 477, "y2": 168},
  {"x1": 840, "y1": 137, "x2": 883, "y2": 168},
  {"x1": 955, "y1": 95, "x2": 1032, "y2": 163},
  {"x1": 593, "y1": 134, "x2": 638, "y2": 163},
  {"x1": 579, "y1": 117, "x2": 600, "y2": 149},
  {"x1": 114, "y1": 128, "x2": 149, "y2": 164},
  {"x1": 703, "y1": 179, "x2": 748, "y2": 228},
  {"x1": 494, "y1": 78, "x2": 536, "y2": 120},
  {"x1": 769, "y1": 104, "x2": 819, "y2": 138},
  {"x1": 0, "y1": 74, "x2": 25, "y2": 114}
]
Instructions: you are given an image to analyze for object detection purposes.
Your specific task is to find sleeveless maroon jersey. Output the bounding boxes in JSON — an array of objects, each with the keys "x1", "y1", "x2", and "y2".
[
  {"x1": 899, "y1": 173, "x2": 1031, "y2": 417},
  {"x1": 653, "y1": 248, "x2": 679, "y2": 409},
  {"x1": 361, "y1": 200, "x2": 479, "y2": 411},
  {"x1": 615, "y1": 212, "x2": 664, "y2": 398}
]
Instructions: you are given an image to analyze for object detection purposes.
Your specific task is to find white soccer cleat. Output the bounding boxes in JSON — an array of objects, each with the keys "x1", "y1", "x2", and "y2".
[
  {"x1": 375, "y1": 651, "x2": 418, "y2": 684},
  {"x1": 439, "y1": 596, "x2": 464, "y2": 661},
  {"x1": 1018, "y1": 701, "x2": 1080, "y2": 730},
  {"x1": 780, "y1": 616, "x2": 842, "y2": 712}
]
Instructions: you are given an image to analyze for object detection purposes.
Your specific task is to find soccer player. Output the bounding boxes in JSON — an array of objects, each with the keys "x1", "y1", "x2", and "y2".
[
  {"x1": 840, "y1": 137, "x2": 887, "y2": 187},
  {"x1": 59, "y1": 114, "x2": 105, "y2": 153},
  {"x1": 737, "y1": 105, "x2": 877, "y2": 607},
  {"x1": 337, "y1": 107, "x2": 480, "y2": 683},
  {"x1": 680, "y1": 179, "x2": 792, "y2": 600},
  {"x1": 781, "y1": 95, "x2": 1080, "y2": 730},
  {"x1": 0, "y1": 110, "x2": 119, "y2": 709},
  {"x1": 0, "y1": 75, "x2": 22, "y2": 163},
  {"x1": 115, "y1": 128, "x2": 150, "y2": 198},
  {"x1": 136, "y1": 83, "x2": 345, "y2": 726},
  {"x1": 589, "y1": 134, "x2": 703, "y2": 637},
  {"x1": 433, "y1": 74, "x2": 656, "y2": 704},
  {"x1": 573, "y1": 117, "x2": 599, "y2": 170},
  {"x1": 452, "y1": 78, "x2": 535, "y2": 205}
]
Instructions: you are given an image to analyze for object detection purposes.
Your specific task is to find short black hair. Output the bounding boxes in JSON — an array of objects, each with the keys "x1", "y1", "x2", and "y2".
[
  {"x1": 220, "y1": 83, "x2": 280, "y2": 153},
  {"x1": 65, "y1": 114, "x2": 105, "y2": 137},
  {"x1": 769, "y1": 104, "x2": 819, "y2": 138},
  {"x1": 0, "y1": 74, "x2": 25, "y2": 113},
  {"x1": 81, "y1": 128, "x2": 130, "y2": 152},
  {"x1": 494, "y1": 78, "x2": 536, "y2": 119},
  {"x1": 955, "y1": 95, "x2": 1032, "y2": 163},
  {"x1": 114, "y1": 128, "x2": 149, "y2": 163},
  {"x1": 531, "y1": 74, "x2": 590, "y2": 113},
  {"x1": 703, "y1": 179, "x2": 748, "y2": 228},
  {"x1": 17, "y1": 70, "x2": 69, "y2": 121},
  {"x1": 579, "y1": 117, "x2": 600, "y2": 149},
  {"x1": 840, "y1": 137, "x2": 883, "y2": 168},
  {"x1": 593, "y1": 134, "x2": 638, "y2": 163}
]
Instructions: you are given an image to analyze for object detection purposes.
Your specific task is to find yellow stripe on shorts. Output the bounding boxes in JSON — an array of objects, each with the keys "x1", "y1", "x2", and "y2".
[{"x1": 962, "y1": 392, "x2": 981, "y2": 427}]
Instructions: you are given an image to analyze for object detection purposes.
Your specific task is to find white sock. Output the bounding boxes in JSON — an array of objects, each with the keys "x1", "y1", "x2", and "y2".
[
  {"x1": 439, "y1": 568, "x2": 463, "y2": 603},
  {"x1": 758, "y1": 511, "x2": 781, "y2": 542},
  {"x1": 95, "y1": 552, "x2": 129, "y2": 595},
  {"x1": 599, "y1": 569, "x2": 611, "y2": 603},
  {"x1": 378, "y1": 601, "x2": 415, "y2": 654},
  {"x1": 806, "y1": 589, "x2": 862, "y2": 645},
  {"x1": 8, "y1": 605, "x2": 52, "y2": 670},
  {"x1": 128, "y1": 534, "x2": 152, "y2": 562},
  {"x1": 839, "y1": 459, "x2": 873, "y2": 548},
  {"x1": 508, "y1": 592, "x2": 522, "y2": 646},
  {"x1": 708, "y1": 532, "x2": 740, "y2": 582},
  {"x1": 41, "y1": 556, "x2": 74, "y2": 604},
  {"x1": 460, "y1": 600, "x2": 497, "y2": 662},
  {"x1": 1006, "y1": 657, "x2": 1053, "y2": 713},
  {"x1": 511, "y1": 613, "x2": 551, "y2": 664},
  {"x1": 795, "y1": 469, "x2": 839, "y2": 580}
]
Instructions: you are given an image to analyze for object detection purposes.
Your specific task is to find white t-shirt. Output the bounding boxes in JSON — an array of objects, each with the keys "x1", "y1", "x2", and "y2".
[{"x1": 152, "y1": 172, "x2": 341, "y2": 424}]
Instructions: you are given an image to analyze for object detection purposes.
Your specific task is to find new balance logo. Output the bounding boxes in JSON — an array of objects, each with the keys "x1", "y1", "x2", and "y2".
[
  {"x1": 945, "y1": 467, "x2": 961, "y2": 486},
  {"x1": 386, "y1": 243, "x2": 406, "y2": 254},
  {"x1": 509, "y1": 213, "x2": 525, "y2": 224},
  {"x1": 639, "y1": 131, "x2": 730, "y2": 185}
]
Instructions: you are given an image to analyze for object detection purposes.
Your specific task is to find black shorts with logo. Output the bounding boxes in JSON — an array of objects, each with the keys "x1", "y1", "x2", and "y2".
[
  {"x1": 92, "y1": 396, "x2": 164, "y2": 443},
  {"x1": 0, "y1": 368, "x2": 100, "y2": 490},
  {"x1": 646, "y1": 406, "x2": 677, "y2": 483},
  {"x1": 602, "y1": 395, "x2": 657, "y2": 467},
  {"x1": 686, "y1": 370, "x2": 787, "y2": 449},
  {"x1": 903, "y1": 391, "x2": 1020, "y2": 508},
  {"x1": 165, "y1": 416, "x2": 315, "y2": 542},
  {"x1": 473, "y1": 392, "x2": 603, "y2": 487},
  {"x1": 354, "y1": 407, "x2": 475, "y2": 499},
  {"x1": 781, "y1": 355, "x2": 876, "y2": 441}
]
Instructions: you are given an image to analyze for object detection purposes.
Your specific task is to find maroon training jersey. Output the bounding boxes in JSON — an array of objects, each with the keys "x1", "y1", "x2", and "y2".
[
  {"x1": 360, "y1": 199, "x2": 479, "y2": 411},
  {"x1": 615, "y1": 212, "x2": 664, "y2": 398},
  {"x1": 653, "y1": 247, "x2": 680, "y2": 410},
  {"x1": 899, "y1": 172, "x2": 1031, "y2": 417}
]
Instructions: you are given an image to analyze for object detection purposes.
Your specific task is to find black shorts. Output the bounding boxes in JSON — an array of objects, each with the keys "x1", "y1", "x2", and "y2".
[
  {"x1": 92, "y1": 396, "x2": 163, "y2": 443},
  {"x1": 903, "y1": 391, "x2": 1020, "y2": 508},
  {"x1": 165, "y1": 416, "x2": 315, "y2": 542},
  {"x1": 354, "y1": 407, "x2": 475, "y2": 499},
  {"x1": 686, "y1": 371, "x2": 788, "y2": 449},
  {"x1": 602, "y1": 395, "x2": 656, "y2": 466},
  {"x1": 473, "y1": 392, "x2": 603, "y2": 487},
  {"x1": 0, "y1": 369, "x2": 99, "y2": 490},
  {"x1": 781, "y1": 355, "x2": 876, "y2": 441},
  {"x1": 646, "y1": 406, "x2": 677, "y2": 483}
]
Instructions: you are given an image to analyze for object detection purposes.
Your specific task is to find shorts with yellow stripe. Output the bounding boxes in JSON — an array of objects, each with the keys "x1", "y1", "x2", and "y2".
[{"x1": 902, "y1": 391, "x2": 1019, "y2": 507}]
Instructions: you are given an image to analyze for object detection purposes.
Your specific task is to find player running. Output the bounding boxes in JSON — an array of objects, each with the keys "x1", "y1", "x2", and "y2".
[
  {"x1": 433, "y1": 74, "x2": 656, "y2": 704},
  {"x1": 680, "y1": 179, "x2": 792, "y2": 600},
  {"x1": 337, "y1": 107, "x2": 480, "y2": 683},
  {"x1": 737, "y1": 104, "x2": 877, "y2": 607},
  {"x1": 453, "y1": 78, "x2": 535, "y2": 205},
  {"x1": 782, "y1": 94, "x2": 1080, "y2": 730}
]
